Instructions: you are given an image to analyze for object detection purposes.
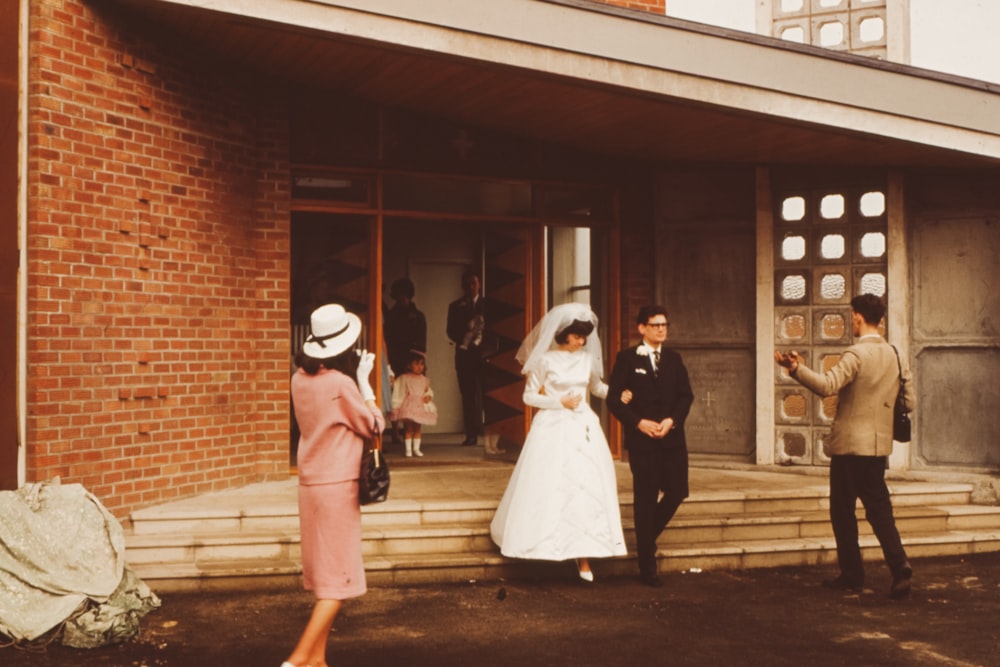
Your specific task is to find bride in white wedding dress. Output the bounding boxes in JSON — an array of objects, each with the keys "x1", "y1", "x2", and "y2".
[{"x1": 490, "y1": 303, "x2": 627, "y2": 582}]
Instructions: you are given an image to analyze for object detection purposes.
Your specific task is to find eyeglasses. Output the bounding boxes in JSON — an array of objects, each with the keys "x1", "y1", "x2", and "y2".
[{"x1": 645, "y1": 322, "x2": 669, "y2": 329}]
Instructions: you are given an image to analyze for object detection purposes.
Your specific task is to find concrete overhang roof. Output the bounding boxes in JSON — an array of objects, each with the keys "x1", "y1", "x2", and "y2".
[{"x1": 107, "y1": 0, "x2": 1000, "y2": 168}]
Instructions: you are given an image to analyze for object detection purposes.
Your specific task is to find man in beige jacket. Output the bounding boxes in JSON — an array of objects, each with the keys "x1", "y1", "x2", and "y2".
[{"x1": 776, "y1": 293, "x2": 915, "y2": 599}]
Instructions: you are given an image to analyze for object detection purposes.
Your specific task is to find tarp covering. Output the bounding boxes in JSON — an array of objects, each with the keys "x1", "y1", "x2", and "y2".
[{"x1": 0, "y1": 480, "x2": 160, "y2": 646}]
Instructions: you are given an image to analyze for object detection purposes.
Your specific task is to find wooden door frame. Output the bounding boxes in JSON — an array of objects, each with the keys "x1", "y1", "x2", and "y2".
[{"x1": 293, "y1": 164, "x2": 623, "y2": 457}]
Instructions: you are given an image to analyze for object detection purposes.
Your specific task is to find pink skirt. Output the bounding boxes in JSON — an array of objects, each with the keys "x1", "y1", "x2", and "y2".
[
  {"x1": 390, "y1": 395, "x2": 438, "y2": 425},
  {"x1": 298, "y1": 480, "x2": 367, "y2": 599}
]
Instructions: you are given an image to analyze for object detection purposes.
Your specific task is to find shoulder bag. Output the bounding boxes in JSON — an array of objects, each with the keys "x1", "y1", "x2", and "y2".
[
  {"x1": 359, "y1": 431, "x2": 390, "y2": 505},
  {"x1": 891, "y1": 346, "x2": 912, "y2": 443}
]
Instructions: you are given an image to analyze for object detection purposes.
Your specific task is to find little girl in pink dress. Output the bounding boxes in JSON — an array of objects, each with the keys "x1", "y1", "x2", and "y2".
[{"x1": 390, "y1": 350, "x2": 438, "y2": 457}]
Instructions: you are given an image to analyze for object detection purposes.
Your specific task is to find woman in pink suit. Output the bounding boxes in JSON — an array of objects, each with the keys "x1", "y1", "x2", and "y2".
[{"x1": 283, "y1": 303, "x2": 385, "y2": 667}]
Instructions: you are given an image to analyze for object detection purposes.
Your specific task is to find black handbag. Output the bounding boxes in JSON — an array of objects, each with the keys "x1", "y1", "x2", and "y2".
[
  {"x1": 891, "y1": 346, "x2": 912, "y2": 443},
  {"x1": 359, "y1": 431, "x2": 390, "y2": 505}
]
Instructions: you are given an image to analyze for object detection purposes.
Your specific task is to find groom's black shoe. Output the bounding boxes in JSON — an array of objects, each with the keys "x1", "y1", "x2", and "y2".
[
  {"x1": 889, "y1": 561, "x2": 913, "y2": 599},
  {"x1": 822, "y1": 575, "x2": 863, "y2": 593},
  {"x1": 460, "y1": 437, "x2": 477, "y2": 446},
  {"x1": 639, "y1": 573, "x2": 662, "y2": 588}
]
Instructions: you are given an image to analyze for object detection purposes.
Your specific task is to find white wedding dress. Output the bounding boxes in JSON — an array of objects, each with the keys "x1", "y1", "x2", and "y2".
[{"x1": 490, "y1": 349, "x2": 627, "y2": 561}]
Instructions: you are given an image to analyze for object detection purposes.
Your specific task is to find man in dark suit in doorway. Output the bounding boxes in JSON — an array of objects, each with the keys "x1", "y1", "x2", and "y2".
[
  {"x1": 607, "y1": 304, "x2": 694, "y2": 587},
  {"x1": 447, "y1": 269, "x2": 487, "y2": 446}
]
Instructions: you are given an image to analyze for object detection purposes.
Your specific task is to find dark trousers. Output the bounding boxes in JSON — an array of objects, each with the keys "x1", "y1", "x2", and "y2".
[
  {"x1": 628, "y1": 443, "x2": 689, "y2": 576},
  {"x1": 454, "y1": 348, "x2": 483, "y2": 441},
  {"x1": 829, "y1": 455, "x2": 908, "y2": 585}
]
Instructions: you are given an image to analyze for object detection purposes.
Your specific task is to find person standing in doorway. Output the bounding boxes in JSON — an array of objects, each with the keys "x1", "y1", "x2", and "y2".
[
  {"x1": 390, "y1": 349, "x2": 438, "y2": 457},
  {"x1": 607, "y1": 305, "x2": 694, "y2": 587},
  {"x1": 775, "y1": 292, "x2": 915, "y2": 599},
  {"x1": 385, "y1": 277, "x2": 427, "y2": 445},
  {"x1": 385, "y1": 278, "x2": 427, "y2": 378},
  {"x1": 447, "y1": 269, "x2": 487, "y2": 446}
]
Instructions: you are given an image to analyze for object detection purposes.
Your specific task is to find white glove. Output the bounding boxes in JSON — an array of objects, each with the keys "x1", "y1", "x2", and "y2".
[{"x1": 356, "y1": 350, "x2": 376, "y2": 402}]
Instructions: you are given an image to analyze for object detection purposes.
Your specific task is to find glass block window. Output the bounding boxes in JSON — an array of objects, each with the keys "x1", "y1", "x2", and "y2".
[
  {"x1": 782, "y1": 196, "x2": 806, "y2": 221},
  {"x1": 858, "y1": 17, "x2": 885, "y2": 43},
  {"x1": 819, "y1": 273, "x2": 846, "y2": 300},
  {"x1": 860, "y1": 271, "x2": 886, "y2": 296},
  {"x1": 779, "y1": 430, "x2": 808, "y2": 459},
  {"x1": 781, "y1": 25, "x2": 806, "y2": 42},
  {"x1": 820, "y1": 234, "x2": 845, "y2": 259},
  {"x1": 820, "y1": 194, "x2": 845, "y2": 219},
  {"x1": 781, "y1": 314, "x2": 807, "y2": 340},
  {"x1": 771, "y1": 0, "x2": 890, "y2": 60},
  {"x1": 818, "y1": 21, "x2": 846, "y2": 48},
  {"x1": 860, "y1": 231, "x2": 886, "y2": 258},
  {"x1": 783, "y1": 393, "x2": 807, "y2": 419},
  {"x1": 782, "y1": 234, "x2": 807, "y2": 261},
  {"x1": 774, "y1": 182, "x2": 887, "y2": 465},
  {"x1": 781, "y1": 275, "x2": 807, "y2": 301},
  {"x1": 819, "y1": 313, "x2": 846, "y2": 340},
  {"x1": 860, "y1": 191, "x2": 885, "y2": 216}
]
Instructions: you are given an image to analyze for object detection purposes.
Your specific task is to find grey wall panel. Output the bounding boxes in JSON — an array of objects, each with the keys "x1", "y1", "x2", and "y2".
[
  {"x1": 915, "y1": 348, "x2": 1000, "y2": 467},
  {"x1": 913, "y1": 218, "x2": 999, "y2": 341}
]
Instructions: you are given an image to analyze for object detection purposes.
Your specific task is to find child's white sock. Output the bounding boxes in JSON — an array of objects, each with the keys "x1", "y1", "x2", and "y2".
[
  {"x1": 413, "y1": 437, "x2": 423, "y2": 457},
  {"x1": 405, "y1": 437, "x2": 413, "y2": 457}
]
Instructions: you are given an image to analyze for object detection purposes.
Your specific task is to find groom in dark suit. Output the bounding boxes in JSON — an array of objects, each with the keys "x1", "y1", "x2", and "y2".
[{"x1": 607, "y1": 305, "x2": 694, "y2": 587}]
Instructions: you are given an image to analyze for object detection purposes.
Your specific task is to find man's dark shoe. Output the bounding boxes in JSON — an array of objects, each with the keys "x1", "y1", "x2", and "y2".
[
  {"x1": 460, "y1": 437, "x2": 478, "y2": 446},
  {"x1": 639, "y1": 573, "x2": 662, "y2": 588},
  {"x1": 822, "y1": 575, "x2": 863, "y2": 592},
  {"x1": 889, "y1": 562, "x2": 913, "y2": 599}
]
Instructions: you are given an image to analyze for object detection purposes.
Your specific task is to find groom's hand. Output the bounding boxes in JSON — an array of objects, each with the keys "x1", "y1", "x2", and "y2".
[{"x1": 638, "y1": 418, "x2": 663, "y2": 438}]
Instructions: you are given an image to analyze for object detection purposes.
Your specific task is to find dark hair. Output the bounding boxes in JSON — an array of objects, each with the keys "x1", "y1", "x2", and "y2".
[
  {"x1": 405, "y1": 349, "x2": 427, "y2": 373},
  {"x1": 636, "y1": 304, "x2": 669, "y2": 326},
  {"x1": 850, "y1": 293, "x2": 886, "y2": 325},
  {"x1": 555, "y1": 319, "x2": 595, "y2": 344},
  {"x1": 295, "y1": 348, "x2": 361, "y2": 379},
  {"x1": 390, "y1": 278, "x2": 415, "y2": 301},
  {"x1": 462, "y1": 270, "x2": 481, "y2": 290}
]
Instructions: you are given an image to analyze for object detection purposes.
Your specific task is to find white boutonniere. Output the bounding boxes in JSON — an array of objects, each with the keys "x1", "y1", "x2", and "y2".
[{"x1": 636, "y1": 344, "x2": 651, "y2": 357}]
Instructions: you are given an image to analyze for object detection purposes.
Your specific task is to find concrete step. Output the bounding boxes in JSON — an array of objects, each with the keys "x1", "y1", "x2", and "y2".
[
  {"x1": 127, "y1": 503, "x2": 1000, "y2": 564},
  {"x1": 127, "y1": 482, "x2": 974, "y2": 536},
  {"x1": 128, "y1": 527, "x2": 1000, "y2": 591},
  {"x1": 126, "y1": 499, "x2": 1000, "y2": 591}
]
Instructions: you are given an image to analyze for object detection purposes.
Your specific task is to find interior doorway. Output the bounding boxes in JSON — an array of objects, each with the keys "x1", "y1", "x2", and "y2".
[
  {"x1": 383, "y1": 219, "x2": 484, "y2": 442},
  {"x1": 406, "y1": 259, "x2": 466, "y2": 436},
  {"x1": 290, "y1": 167, "x2": 621, "y2": 465}
]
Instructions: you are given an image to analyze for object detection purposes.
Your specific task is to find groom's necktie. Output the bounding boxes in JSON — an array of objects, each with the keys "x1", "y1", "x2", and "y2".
[{"x1": 653, "y1": 349, "x2": 661, "y2": 374}]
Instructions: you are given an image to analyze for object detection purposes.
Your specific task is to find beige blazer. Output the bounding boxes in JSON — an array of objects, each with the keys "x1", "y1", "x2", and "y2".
[{"x1": 793, "y1": 337, "x2": 915, "y2": 457}]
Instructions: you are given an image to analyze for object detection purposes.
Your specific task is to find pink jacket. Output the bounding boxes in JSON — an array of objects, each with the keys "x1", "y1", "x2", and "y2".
[{"x1": 291, "y1": 367, "x2": 385, "y2": 485}]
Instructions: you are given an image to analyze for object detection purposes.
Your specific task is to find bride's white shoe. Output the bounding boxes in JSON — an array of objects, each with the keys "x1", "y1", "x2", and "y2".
[{"x1": 576, "y1": 560, "x2": 594, "y2": 583}]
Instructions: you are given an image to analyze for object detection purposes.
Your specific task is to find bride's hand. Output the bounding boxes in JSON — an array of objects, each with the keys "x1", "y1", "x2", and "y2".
[{"x1": 561, "y1": 393, "x2": 582, "y2": 410}]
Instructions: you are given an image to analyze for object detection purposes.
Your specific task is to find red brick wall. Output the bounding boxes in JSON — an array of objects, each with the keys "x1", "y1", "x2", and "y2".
[
  {"x1": 26, "y1": 0, "x2": 290, "y2": 517},
  {"x1": 596, "y1": 0, "x2": 666, "y2": 14}
]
